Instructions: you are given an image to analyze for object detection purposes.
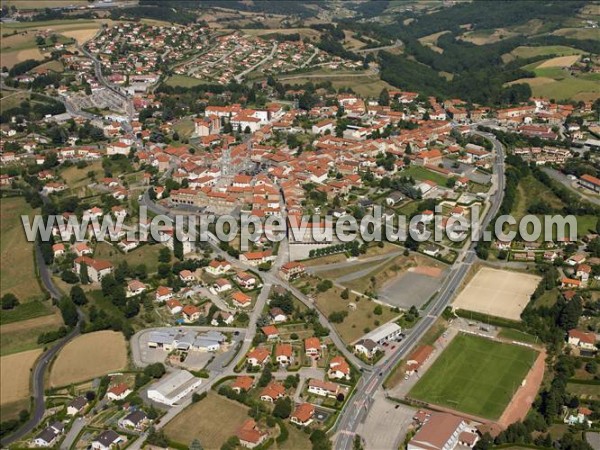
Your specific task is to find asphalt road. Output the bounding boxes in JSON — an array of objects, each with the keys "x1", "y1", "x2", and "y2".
[
  {"x1": 542, "y1": 167, "x2": 600, "y2": 206},
  {"x1": 333, "y1": 131, "x2": 506, "y2": 450},
  {"x1": 0, "y1": 246, "x2": 84, "y2": 446},
  {"x1": 139, "y1": 194, "x2": 370, "y2": 372}
]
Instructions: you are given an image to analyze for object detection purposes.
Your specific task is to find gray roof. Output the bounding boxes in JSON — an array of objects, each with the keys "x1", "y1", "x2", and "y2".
[
  {"x1": 35, "y1": 428, "x2": 57, "y2": 444},
  {"x1": 363, "y1": 322, "x2": 402, "y2": 343},
  {"x1": 148, "y1": 370, "x2": 200, "y2": 401},
  {"x1": 95, "y1": 430, "x2": 121, "y2": 446},
  {"x1": 202, "y1": 330, "x2": 226, "y2": 342},
  {"x1": 356, "y1": 339, "x2": 378, "y2": 351},
  {"x1": 194, "y1": 338, "x2": 220, "y2": 349},
  {"x1": 123, "y1": 410, "x2": 147, "y2": 425},
  {"x1": 68, "y1": 396, "x2": 87, "y2": 410},
  {"x1": 148, "y1": 331, "x2": 176, "y2": 345}
]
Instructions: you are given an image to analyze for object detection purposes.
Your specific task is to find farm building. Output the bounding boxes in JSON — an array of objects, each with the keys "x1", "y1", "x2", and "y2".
[{"x1": 147, "y1": 369, "x2": 202, "y2": 406}]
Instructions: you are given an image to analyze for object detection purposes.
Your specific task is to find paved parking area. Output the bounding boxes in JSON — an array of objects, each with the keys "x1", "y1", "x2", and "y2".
[{"x1": 356, "y1": 390, "x2": 415, "y2": 450}]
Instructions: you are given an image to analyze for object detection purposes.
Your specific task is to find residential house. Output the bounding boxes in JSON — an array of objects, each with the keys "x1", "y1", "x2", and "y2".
[
  {"x1": 155, "y1": 286, "x2": 174, "y2": 302},
  {"x1": 33, "y1": 422, "x2": 64, "y2": 447},
  {"x1": 106, "y1": 383, "x2": 132, "y2": 401},
  {"x1": 261, "y1": 325, "x2": 279, "y2": 340},
  {"x1": 232, "y1": 291, "x2": 252, "y2": 308},
  {"x1": 354, "y1": 339, "x2": 379, "y2": 358},
  {"x1": 305, "y1": 337, "x2": 321, "y2": 357},
  {"x1": 275, "y1": 343, "x2": 293, "y2": 365},
  {"x1": 118, "y1": 410, "x2": 149, "y2": 431},
  {"x1": 91, "y1": 430, "x2": 126, "y2": 450},
  {"x1": 127, "y1": 280, "x2": 146, "y2": 297},
  {"x1": 328, "y1": 356, "x2": 351, "y2": 380},
  {"x1": 247, "y1": 347, "x2": 271, "y2": 367},
  {"x1": 237, "y1": 419, "x2": 268, "y2": 449},
  {"x1": 179, "y1": 270, "x2": 195, "y2": 283},
  {"x1": 235, "y1": 271, "x2": 257, "y2": 289},
  {"x1": 213, "y1": 278, "x2": 233, "y2": 293},
  {"x1": 166, "y1": 299, "x2": 183, "y2": 315},
  {"x1": 239, "y1": 250, "x2": 275, "y2": 266},
  {"x1": 568, "y1": 329, "x2": 597, "y2": 352},
  {"x1": 73, "y1": 256, "x2": 113, "y2": 282},
  {"x1": 232, "y1": 376, "x2": 254, "y2": 394},
  {"x1": 307, "y1": 379, "x2": 341, "y2": 398},
  {"x1": 290, "y1": 403, "x2": 315, "y2": 427},
  {"x1": 206, "y1": 259, "x2": 231, "y2": 275},
  {"x1": 260, "y1": 382, "x2": 286, "y2": 402},
  {"x1": 182, "y1": 305, "x2": 201, "y2": 323},
  {"x1": 270, "y1": 307, "x2": 288, "y2": 323},
  {"x1": 66, "y1": 396, "x2": 87, "y2": 416},
  {"x1": 278, "y1": 261, "x2": 306, "y2": 281}
]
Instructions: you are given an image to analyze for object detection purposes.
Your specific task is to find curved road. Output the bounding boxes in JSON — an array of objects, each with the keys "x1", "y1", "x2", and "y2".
[
  {"x1": 333, "y1": 131, "x2": 506, "y2": 450},
  {"x1": 1, "y1": 246, "x2": 83, "y2": 446}
]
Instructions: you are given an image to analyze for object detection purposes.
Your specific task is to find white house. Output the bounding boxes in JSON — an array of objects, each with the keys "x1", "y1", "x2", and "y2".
[
  {"x1": 33, "y1": 422, "x2": 64, "y2": 447},
  {"x1": 354, "y1": 338, "x2": 379, "y2": 358},
  {"x1": 307, "y1": 379, "x2": 340, "y2": 398},
  {"x1": 66, "y1": 396, "x2": 87, "y2": 416},
  {"x1": 206, "y1": 259, "x2": 231, "y2": 275},
  {"x1": 106, "y1": 383, "x2": 132, "y2": 401},
  {"x1": 92, "y1": 430, "x2": 126, "y2": 450}
]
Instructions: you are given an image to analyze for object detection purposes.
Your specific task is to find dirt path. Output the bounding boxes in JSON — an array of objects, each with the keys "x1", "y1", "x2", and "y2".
[{"x1": 497, "y1": 348, "x2": 546, "y2": 429}]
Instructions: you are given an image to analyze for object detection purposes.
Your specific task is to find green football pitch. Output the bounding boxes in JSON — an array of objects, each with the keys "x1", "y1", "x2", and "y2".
[{"x1": 408, "y1": 333, "x2": 539, "y2": 420}]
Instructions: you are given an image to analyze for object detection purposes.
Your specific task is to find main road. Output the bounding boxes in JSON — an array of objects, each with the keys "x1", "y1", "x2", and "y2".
[{"x1": 333, "y1": 130, "x2": 506, "y2": 450}]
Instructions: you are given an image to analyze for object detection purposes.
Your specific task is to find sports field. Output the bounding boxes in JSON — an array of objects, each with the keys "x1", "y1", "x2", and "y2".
[
  {"x1": 409, "y1": 333, "x2": 538, "y2": 420},
  {"x1": 452, "y1": 267, "x2": 540, "y2": 321}
]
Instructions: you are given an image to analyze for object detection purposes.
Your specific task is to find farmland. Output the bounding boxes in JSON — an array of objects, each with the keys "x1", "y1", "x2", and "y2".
[
  {"x1": 409, "y1": 333, "x2": 539, "y2": 420},
  {"x1": 164, "y1": 393, "x2": 249, "y2": 449},
  {"x1": 0, "y1": 349, "x2": 41, "y2": 421},
  {"x1": 0, "y1": 197, "x2": 44, "y2": 302},
  {"x1": 1, "y1": 311, "x2": 63, "y2": 356},
  {"x1": 3, "y1": 0, "x2": 89, "y2": 8},
  {"x1": 0, "y1": 19, "x2": 106, "y2": 67},
  {"x1": 509, "y1": 56, "x2": 600, "y2": 101},
  {"x1": 49, "y1": 330, "x2": 128, "y2": 387},
  {"x1": 503, "y1": 45, "x2": 585, "y2": 61}
]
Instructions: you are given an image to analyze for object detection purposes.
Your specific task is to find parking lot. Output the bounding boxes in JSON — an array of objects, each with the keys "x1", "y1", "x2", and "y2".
[{"x1": 356, "y1": 390, "x2": 415, "y2": 450}]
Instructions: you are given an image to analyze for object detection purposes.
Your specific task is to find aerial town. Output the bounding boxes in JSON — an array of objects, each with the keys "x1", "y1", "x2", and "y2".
[{"x1": 0, "y1": 1, "x2": 599, "y2": 450}]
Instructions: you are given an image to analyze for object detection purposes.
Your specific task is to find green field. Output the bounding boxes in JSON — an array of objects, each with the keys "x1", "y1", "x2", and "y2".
[
  {"x1": 507, "y1": 45, "x2": 584, "y2": 60},
  {"x1": 93, "y1": 242, "x2": 164, "y2": 274},
  {"x1": 409, "y1": 333, "x2": 538, "y2": 420},
  {"x1": 498, "y1": 328, "x2": 539, "y2": 345},
  {"x1": 0, "y1": 301, "x2": 52, "y2": 326},
  {"x1": 515, "y1": 58, "x2": 600, "y2": 101},
  {"x1": 401, "y1": 165, "x2": 451, "y2": 187},
  {"x1": 165, "y1": 74, "x2": 205, "y2": 88}
]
